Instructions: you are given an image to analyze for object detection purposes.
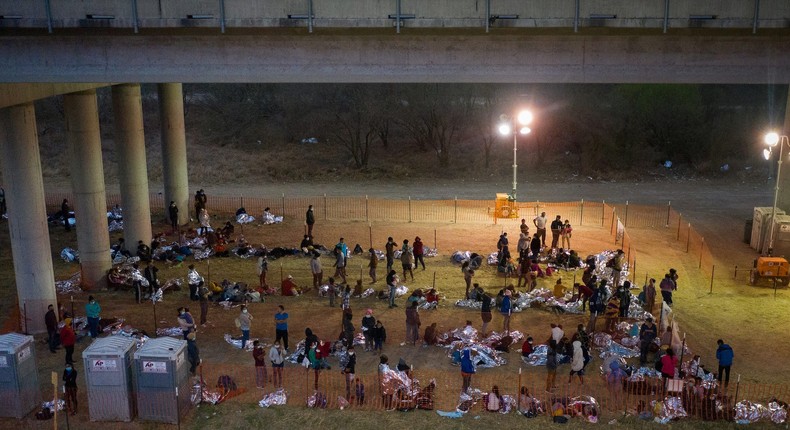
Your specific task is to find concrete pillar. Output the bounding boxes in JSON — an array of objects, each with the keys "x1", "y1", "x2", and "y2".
[
  {"x1": 112, "y1": 84, "x2": 152, "y2": 249},
  {"x1": 778, "y1": 86, "x2": 790, "y2": 212},
  {"x1": 0, "y1": 103, "x2": 57, "y2": 334},
  {"x1": 64, "y1": 90, "x2": 111, "y2": 290},
  {"x1": 158, "y1": 83, "x2": 189, "y2": 226}
]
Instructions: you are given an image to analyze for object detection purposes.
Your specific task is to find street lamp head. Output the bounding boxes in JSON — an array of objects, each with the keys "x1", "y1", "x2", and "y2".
[
  {"x1": 498, "y1": 123, "x2": 512, "y2": 136},
  {"x1": 519, "y1": 127, "x2": 531, "y2": 135},
  {"x1": 763, "y1": 148, "x2": 772, "y2": 161},
  {"x1": 517, "y1": 110, "x2": 533, "y2": 126},
  {"x1": 765, "y1": 132, "x2": 780, "y2": 147}
]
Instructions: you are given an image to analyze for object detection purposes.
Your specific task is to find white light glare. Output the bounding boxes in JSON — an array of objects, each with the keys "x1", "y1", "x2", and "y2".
[
  {"x1": 498, "y1": 124, "x2": 512, "y2": 136},
  {"x1": 765, "y1": 132, "x2": 779, "y2": 147}
]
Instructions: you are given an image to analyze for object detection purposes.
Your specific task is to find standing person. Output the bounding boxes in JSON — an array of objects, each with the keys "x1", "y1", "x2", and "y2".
[
  {"x1": 63, "y1": 363, "x2": 78, "y2": 415},
  {"x1": 550, "y1": 215, "x2": 563, "y2": 249},
  {"x1": 274, "y1": 305, "x2": 289, "y2": 351},
  {"x1": 639, "y1": 317, "x2": 658, "y2": 365},
  {"x1": 269, "y1": 341, "x2": 285, "y2": 388},
  {"x1": 405, "y1": 301, "x2": 421, "y2": 346},
  {"x1": 253, "y1": 340, "x2": 268, "y2": 389},
  {"x1": 400, "y1": 239, "x2": 414, "y2": 281},
  {"x1": 604, "y1": 294, "x2": 621, "y2": 333},
  {"x1": 168, "y1": 201, "x2": 179, "y2": 234},
  {"x1": 497, "y1": 233, "x2": 510, "y2": 259},
  {"x1": 561, "y1": 220, "x2": 572, "y2": 249},
  {"x1": 716, "y1": 339, "x2": 734, "y2": 388},
  {"x1": 413, "y1": 236, "x2": 426, "y2": 270},
  {"x1": 341, "y1": 285, "x2": 352, "y2": 314},
  {"x1": 333, "y1": 246, "x2": 347, "y2": 284},
  {"x1": 187, "y1": 264, "x2": 203, "y2": 301},
  {"x1": 517, "y1": 233, "x2": 530, "y2": 258},
  {"x1": 85, "y1": 295, "x2": 101, "y2": 338},
  {"x1": 372, "y1": 320, "x2": 386, "y2": 353},
  {"x1": 236, "y1": 305, "x2": 253, "y2": 349},
  {"x1": 500, "y1": 289, "x2": 512, "y2": 334},
  {"x1": 460, "y1": 347, "x2": 475, "y2": 393},
  {"x1": 606, "y1": 361, "x2": 626, "y2": 411},
  {"x1": 361, "y1": 309, "x2": 376, "y2": 351},
  {"x1": 385, "y1": 237, "x2": 396, "y2": 273},
  {"x1": 197, "y1": 207, "x2": 211, "y2": 235},
  {"x1": 198, "y1": 283, "x2": 210, "y2": 326},
  {"x1": 386, "y1": 270, "x2": 399, "y2": 309},
  {"x1": 568, "y1": 341, "x2": 585, "y2": 385},
  {"x1": 45, "y1": 304, "x2": 58, "y2": 353},
  {"x1": 186, "y1": 332, "x2": 200, "y2": 376},
  {"x1": 368, "y1": 248, "x2": 378, "y2": 283},
  {"x1": 519, "y1": 218, "x2": 530, "y2": 236},
  {"x1": 461, "y1": 261, "x2": 474, "y2": 299},
  {"x1": 310, "y1": 251, "x2": 323, "y2": 289},
  {"x1": 659, "y1": 273, "x2": 675, "y2": 306},
  {"x1": 480, "y1": 292, "x2": 492, "y2": 335},
  {"x1": 177, "y1": 307, "x2": 195, "y2": 339},
  {"x1": 611, "y1": 249, "x2": 625, "y2": 288},
  {"x1": 60, "y1": 318, "x2": 76, "y2": 365},
  {"x1": 305, "y1": 204, "x2": 315, "y2": 236},
  {"x1": 618, "y1": 281, "x2": 632, "y2": 318},
  {"x1": 529, "y1": 235, "x2": 542, "y2": 260},
  {"x1": 643, "y1": 278, "x2": 657, "y2": 313},
  {"x1": 660, "y1": 348, "x2": 678, "y2": 381},
  {"x1": 533, "y1": 212, "x2": 547, "y2": 248},
  {"x1": 144, "y1": 262, "x2": 159, "y2": 298},
  {"x1": 545, "y1": 339, "x2": 558, "y2": 392},
  {"x1": 516, "y1": 256, "x2": 531, "y2": 290},
  {"x1": 587, "y1": 281, "x2": 607, "y2": 333},
  {"x1": 257, "y1": 255, "x2": 269, "y2": 290},
  {"x1": 61, "y1": 199, "x2": 71, "y2": 231},
  {"x1": 336, "y1": 237, "x2": 349, "y2": 265},
  {"x1": 343, "y1": 346, "x2": 356, "y2": 400},
  {"x1": 327, "y1": 277, "x2": 337, "y2": 307}
]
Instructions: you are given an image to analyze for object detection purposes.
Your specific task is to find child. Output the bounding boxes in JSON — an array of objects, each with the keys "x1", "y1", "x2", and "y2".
[
  {"x1": 368, "y1": 248, "x2": 378, "y2": 284},
  {"x1": 355, "y1": 377, "x2": 365, "y2": 405},
  {"x1": 372, "y1": 320, "x2": 386, "y2": 353}
]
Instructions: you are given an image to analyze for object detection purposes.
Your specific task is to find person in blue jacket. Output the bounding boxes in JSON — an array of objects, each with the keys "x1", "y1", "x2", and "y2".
[
  {"x1": 715, "y1": 339, "x2": 734, "y2": 387},
  {"x1": 500, "y1": 289, "x2": 512, "y2": 334},
  {"x1": 460, "y1": 347, "x2": 476, "y2": 393}
]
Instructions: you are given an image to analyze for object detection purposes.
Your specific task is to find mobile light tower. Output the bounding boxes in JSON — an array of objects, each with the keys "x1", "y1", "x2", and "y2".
[
  {"x1": 498, "y1": 110, "x2": 533, "y2": 202},
  {"x1": 764, "y1": 131, "x2": 790, "y2": 255}
]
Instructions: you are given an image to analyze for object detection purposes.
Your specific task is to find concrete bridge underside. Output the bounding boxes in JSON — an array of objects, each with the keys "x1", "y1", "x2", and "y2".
[{"x1": 0, "y1": 33, "x2": 788, "y2": 84}]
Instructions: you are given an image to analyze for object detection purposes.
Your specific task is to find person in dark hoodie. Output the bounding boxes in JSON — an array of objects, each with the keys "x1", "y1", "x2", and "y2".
[
  {"x1": 715, "y1": 339, "x2": 734, "y2": 387},
  {"x1": 343, "y1": 346, "x2": 356, "y2": 399}
]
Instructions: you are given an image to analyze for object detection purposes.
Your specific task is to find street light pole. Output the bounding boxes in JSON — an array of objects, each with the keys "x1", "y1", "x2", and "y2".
[
  {"x1": 512, "y1": 132, "x2": 518, "y2": 201},
  {"x1": 764, "y1": 132, "x2": 790, "y2": 255}
]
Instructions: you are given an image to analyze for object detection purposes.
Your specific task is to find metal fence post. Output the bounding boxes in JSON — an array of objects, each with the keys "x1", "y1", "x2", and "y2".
[
  {"x1": 580, "y1": 199, "x2": 584, "y2": 226},
  {"x1": 624, "y1": 200, "x2": 629, "y2": 228},
  {"x1": 454, "y1": 196, "x2": 458, "y2": 223},
  {"x1": 365, "y1": 195, "x2": 369, "y2": 222},
  {"x1": 686, "y1": 223, "x2": 691, "y2": 252},
  {"x1": 710, "y1": 265, "x2": 715, "y2": 293},
  {"x1": 601, "y1": 200, "x2": 605, "y2": 226},
  {"x1": 666, "y1": 201, "x2": 671, "y2": 227},
  {"x1": 281, "y1": 193, "x2": 285, "y2": 216},
  {"x1": 324, "y1": 193, "x2": 327, "y2": 220},
  {"x1": 408, "y1": 196, "x2": 412, "y2": 223},
  {"x1": 699, "y1": 237, "x2": 705, "y2": 268}
]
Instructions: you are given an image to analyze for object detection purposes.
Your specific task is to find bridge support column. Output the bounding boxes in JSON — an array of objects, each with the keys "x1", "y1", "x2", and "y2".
[
  {"x1": 112, "y1": 83, "x2": 152, "y2": 249},
  {"x1": 64, "y1": 90, "x2": 111, "y2": 290},
  {"x1": 0, "y1": 102, "x2": 57, "y2": 333},
  {"x1": 158, "y1": 83, "x2": 189, "y2": 226},
  {"x1": 778, "y1": 87, "x2": 790, "y2": 212}
]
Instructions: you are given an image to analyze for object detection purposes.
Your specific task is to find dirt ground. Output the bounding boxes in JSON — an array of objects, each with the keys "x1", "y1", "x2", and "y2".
[{"x1": 1, "y1": 178, "x2": 788, "y2": 428}]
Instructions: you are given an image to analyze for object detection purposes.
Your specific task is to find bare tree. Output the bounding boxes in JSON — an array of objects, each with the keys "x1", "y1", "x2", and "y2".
[{"x1": 318, "y1": 85, "x2": 384, "y2": 169}]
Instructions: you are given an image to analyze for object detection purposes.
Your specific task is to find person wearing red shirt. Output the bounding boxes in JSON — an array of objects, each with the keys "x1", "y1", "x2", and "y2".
[
  {"x1": 60, "y1": 319, "x2": 76, "y2": 365},
  {"x1": 521, "y1": 337, "x2": 534, "y2": 357},
  {"x1": 413, "y1": 236, "x2": 426, "y2": 270}
]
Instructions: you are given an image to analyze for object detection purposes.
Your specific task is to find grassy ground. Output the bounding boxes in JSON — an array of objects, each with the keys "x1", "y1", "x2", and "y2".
[{"x1": 1, "y1": 201, "x2": 789, "y2": 428}]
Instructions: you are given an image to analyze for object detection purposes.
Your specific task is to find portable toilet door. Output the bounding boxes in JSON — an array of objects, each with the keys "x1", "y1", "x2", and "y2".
[
  {"x1": 770, "y1": 214, "x2": 790, "y2": 258},
  {"x1": 134, "y1": 337, "x2": 190, "y2": 424},
  {"x1": 752, "y1": 207, "x2": 785, "y2": 251},
  {"x1": 82, "y1": 336, "x2": 137, "y2": 422},
  {"x1": 0, "y1": 333, "x2": 40, "y2": 419}
]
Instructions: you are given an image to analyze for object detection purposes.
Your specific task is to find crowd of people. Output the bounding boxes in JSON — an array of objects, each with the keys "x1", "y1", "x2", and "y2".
[{"x1": 38, "y1": 198, "x2": 746, "y2": 419}]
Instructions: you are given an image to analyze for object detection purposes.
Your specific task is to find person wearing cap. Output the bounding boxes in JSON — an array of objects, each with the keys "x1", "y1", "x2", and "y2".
[
  {"x1": 281, "y1": 275, "x2": 300, "y2": 296},
  {"x1": 639, "y1": 317, "x2": 658, "y2": 365},
  {"x1": 361, "y1": 309, "x2": 376, "y2": 351},
  {"x1": 368, "y1": 248, "x2": 378, "y2": 283},
  {"x1": 500, "y1": 289, "x2": 512, "y2": 334},
  {"x1": 274, "y1": 305, "x2": 289, "y2": 350},
  {"x1": 60, "y1": 318, "x2": 76, "y2": 365},
  {"x1": 186, "y1": 332, "x2": 200, "y2": 376},
  {"x1": 413, "y1": 236, "x2": 426, "y2": 270}
]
